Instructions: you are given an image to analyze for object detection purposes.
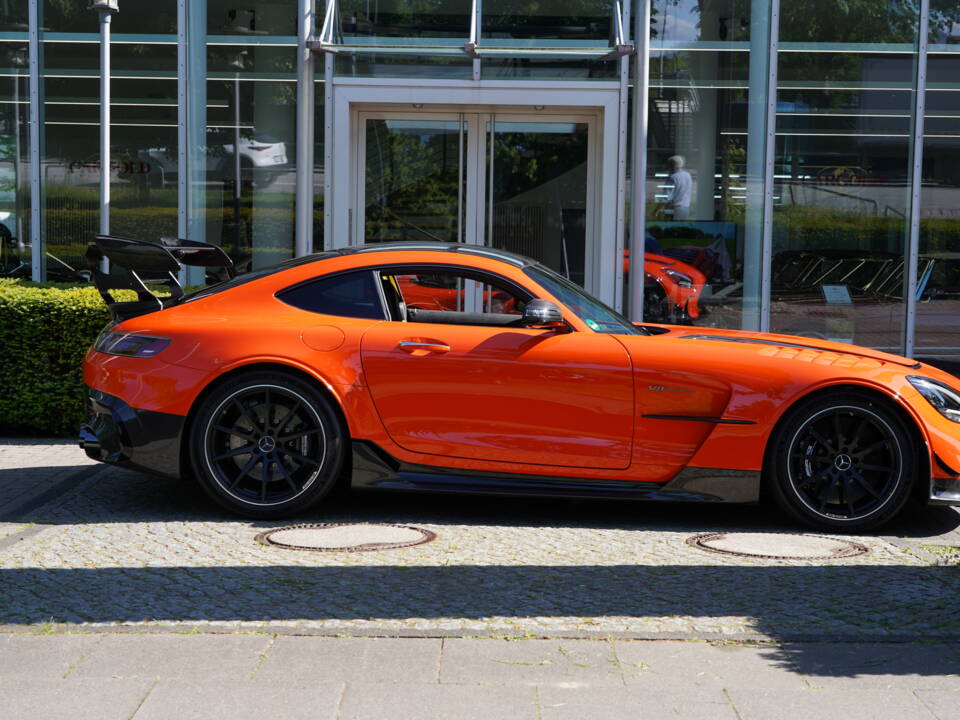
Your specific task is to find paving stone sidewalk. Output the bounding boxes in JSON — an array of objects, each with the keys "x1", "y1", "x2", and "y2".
[
  {"x1": 1, "y1": 441, "x2": 960, "y2": 642},
  {"x1": 2, "y1": 633, "x2": 960, "y2": 720}
]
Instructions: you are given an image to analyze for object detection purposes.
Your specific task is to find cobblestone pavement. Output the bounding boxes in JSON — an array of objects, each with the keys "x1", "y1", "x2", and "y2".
[
  {"x1": 0, "y1": 439, "x2": 98, "y2": 542},
  {"x1": 1, "y1": 441, "x2": 960, "y2": 641}
]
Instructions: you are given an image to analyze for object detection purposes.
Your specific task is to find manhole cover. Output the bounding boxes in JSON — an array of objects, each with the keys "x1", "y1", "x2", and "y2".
[
  {"x1": 255, "y1": 523, "x2": 436, "y2": 552},
  {"x1": 686, "y1": 532, "x2": 868, "y2": 560}
]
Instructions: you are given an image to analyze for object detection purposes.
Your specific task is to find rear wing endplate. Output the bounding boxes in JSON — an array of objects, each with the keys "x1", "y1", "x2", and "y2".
[{"x1": 86, "y1": 235, "x2": 234, "y2": 322}]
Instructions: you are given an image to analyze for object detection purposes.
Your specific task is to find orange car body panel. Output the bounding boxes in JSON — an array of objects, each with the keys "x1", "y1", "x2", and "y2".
[
  {"x1": 83, "y1": 249, "x2": 960, "y2": 486},
  {"x1": 360, "y1": 323, "x2": 634, "y2": 469}
]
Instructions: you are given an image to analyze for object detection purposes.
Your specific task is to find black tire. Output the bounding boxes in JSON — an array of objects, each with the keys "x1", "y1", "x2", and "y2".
[
  {"x1": 189, "y1": 370, "x2": 346, "y2": 519},
  {"x1": 768, "y1": 391, "x2": 917, "y2": 531}
]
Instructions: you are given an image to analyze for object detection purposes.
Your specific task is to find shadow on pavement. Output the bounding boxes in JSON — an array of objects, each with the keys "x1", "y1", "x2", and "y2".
[
  {"x1": 766, "y1": 640, "x2": 960, "y2": 682},
  {"x1": 0, "y1": 465, "x2": 103, "y2": 516},
  {"x1": 2, "y1": 464, "x2": 959, "y2": 539},
  {"x1": 0, "y1": 438, "x2": 79, "y2": 446},
  {"x1": 3, "y1": 463, "x2": 776, "y2": 530},
  {"x1": 1, "y1": 564, "x2": 960, "y2": 650},
  {"x1": 883, "y1": 502, "x2": 960, "y2": 539}
]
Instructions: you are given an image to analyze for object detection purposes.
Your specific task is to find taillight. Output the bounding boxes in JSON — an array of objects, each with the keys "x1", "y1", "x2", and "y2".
[
  {"x1": 248, "y1": 145, "x2": 270, "y2": 152},
  {"x1": 94, "y1": 332, "x2": 171, "y2": 358}
]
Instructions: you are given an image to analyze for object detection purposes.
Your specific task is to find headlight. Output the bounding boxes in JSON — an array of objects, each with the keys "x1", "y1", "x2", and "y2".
[
  {"x1": 908, "y1": 376, "x2": 960, "y2": 423},
  {"x1": 94, "y1": 331, "x2": 170, "y2": 358},
  {"x1": 663, "y1": 268, "x2": 694, "y2": 289}
]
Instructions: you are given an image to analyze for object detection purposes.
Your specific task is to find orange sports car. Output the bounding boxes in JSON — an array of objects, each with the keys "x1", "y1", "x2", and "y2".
[{"x1": 81, "y1": 236, "x2": 960, "y2": 531}]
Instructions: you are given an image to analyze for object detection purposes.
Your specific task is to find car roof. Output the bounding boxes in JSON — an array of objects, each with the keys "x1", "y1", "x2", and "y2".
[
  {"x1": 329, "y1": 242, "x2": 531, "y2": 268},
  {"x1": 178, "y1": 243, "x2": 534, "y2": 304}
]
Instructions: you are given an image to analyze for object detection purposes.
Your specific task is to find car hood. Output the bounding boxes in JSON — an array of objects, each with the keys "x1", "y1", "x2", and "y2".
[{"x1": 641, "y1": 325, "x2": 920, "y2": 369}]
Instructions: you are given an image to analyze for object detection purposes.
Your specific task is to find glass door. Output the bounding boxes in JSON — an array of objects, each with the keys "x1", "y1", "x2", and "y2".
[
  {"x1": 485, "y1": 116, "x2": 593, "y2": 286},
  {"x1": 358, "y1": 112, "x2": 468, "y2": 244},
  {"x1": 355, "y1": 107, "x2": 598, "y2": 290}
]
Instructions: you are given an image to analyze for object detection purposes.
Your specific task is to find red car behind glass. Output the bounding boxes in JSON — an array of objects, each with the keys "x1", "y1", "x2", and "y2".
[{"x1": 623, "y1": 250, "x2": 706, "y2": 323}]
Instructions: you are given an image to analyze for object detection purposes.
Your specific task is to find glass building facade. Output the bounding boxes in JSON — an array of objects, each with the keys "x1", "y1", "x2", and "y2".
[{"x1": 7, "y1": 0, "x2": 960, "y2": 365}]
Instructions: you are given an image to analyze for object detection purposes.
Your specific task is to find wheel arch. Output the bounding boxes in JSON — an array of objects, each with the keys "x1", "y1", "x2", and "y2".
[
  {"x1": 759, "y1": 381, "x2": 931, "y2": 503},
  {"x1": 179, "y1": 360, "x2": 352, "y2": 481}
]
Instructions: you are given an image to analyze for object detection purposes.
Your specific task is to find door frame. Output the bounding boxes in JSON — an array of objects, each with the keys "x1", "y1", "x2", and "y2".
[
  {"x1": 329, "y1": 79, "x2": 622, "y2": 306},
  {"x1": 354, "y1": 110, "x2": 471, "y2": 246},
  {"x1": 482, "y1": 112, "x2": 599, "y2": 286},
  {"x1": 353, "y1": 107, "x2": 600, "y2": 286}
]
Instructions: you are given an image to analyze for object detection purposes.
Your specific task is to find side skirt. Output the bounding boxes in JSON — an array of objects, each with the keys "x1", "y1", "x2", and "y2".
[{"x1": 349, "y1": 441, "x2": 761, "y2": 504}]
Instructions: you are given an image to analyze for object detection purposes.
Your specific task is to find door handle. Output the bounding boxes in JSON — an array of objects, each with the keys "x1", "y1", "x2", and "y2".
[{"x1": 398, "y1": 341, "x2": 450, "y2": 354}]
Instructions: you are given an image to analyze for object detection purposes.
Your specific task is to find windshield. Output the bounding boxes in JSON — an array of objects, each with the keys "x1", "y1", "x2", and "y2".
[{"x1": 525, "y1": 266, "x2": 642, "y2": 335}]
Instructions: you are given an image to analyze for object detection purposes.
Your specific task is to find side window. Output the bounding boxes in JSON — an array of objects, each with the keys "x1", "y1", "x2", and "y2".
[
  {"x1": 382, "y1": 268, "x2": 528, "y2": 326},
  {"x1": 395, "y1": 271, "x2": 525, "y2": 315},
  {"x1": 277, "y1": 270, "x2": 385, "y2": 319}
]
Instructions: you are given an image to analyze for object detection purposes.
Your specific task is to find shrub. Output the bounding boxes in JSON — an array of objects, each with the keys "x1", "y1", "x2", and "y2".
[{"x1": 0, "y1": 279, "x2": 113, "y2": 436}]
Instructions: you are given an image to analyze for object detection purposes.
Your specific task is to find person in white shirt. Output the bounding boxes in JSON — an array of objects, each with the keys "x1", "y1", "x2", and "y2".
[{"x1": 663, "y1": 155, "x2": 692, "y2": 221}]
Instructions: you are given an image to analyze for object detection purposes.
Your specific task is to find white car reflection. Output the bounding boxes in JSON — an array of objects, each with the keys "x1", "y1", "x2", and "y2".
[{"x1": 140, "y1": 130, "x2": 289, "y2": 188}]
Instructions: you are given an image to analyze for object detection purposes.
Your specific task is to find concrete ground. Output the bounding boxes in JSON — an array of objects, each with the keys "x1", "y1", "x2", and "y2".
[
  {"x1": 3, "y1": 633, "x2": 960, "y2": 719},
  {"x1": 2, "y1": 439, "x2": 960, "y2": 718}
]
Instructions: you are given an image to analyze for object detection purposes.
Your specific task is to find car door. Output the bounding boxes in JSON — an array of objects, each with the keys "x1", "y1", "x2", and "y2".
[{"x1": 360, "y1": 266, "x2": 635, "y2": 470}]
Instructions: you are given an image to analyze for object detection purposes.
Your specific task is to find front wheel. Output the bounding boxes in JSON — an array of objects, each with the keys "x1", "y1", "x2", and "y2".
[
  {"x1": 189, "y1": 371, "x2": 346, "y2": 519},
  {"x1": 768, "y1": 392, "x2": 917, "y2": 531}
]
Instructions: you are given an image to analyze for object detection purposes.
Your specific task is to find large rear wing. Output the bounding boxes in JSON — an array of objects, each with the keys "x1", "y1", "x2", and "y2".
[{"x1": 86, "y1": 235, "x2": 234, "y2": 321}]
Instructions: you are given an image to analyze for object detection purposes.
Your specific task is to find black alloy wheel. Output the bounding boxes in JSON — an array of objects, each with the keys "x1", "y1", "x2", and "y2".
[
  {"x1": 769, "y1": 392, "x2": 917, "y2": 531},
  {"x1": 190, "y1": 371, "x2": 345, "y2": 519}
]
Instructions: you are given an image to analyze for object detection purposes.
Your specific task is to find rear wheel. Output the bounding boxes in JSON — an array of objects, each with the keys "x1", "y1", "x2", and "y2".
[
  {"x1": 768, "y1": 392, "x2": 917, "y2": 531},
  {"x1": 189, "y1": 371, "x2": 346, "y2": 519}
]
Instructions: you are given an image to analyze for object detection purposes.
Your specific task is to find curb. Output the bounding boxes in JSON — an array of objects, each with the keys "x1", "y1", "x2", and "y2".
[{"x1": 1, "y1": 622, "x2": 959, "y2": 644}]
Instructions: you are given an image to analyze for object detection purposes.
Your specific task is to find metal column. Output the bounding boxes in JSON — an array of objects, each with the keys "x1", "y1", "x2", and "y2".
[
  {"x1": 295, "y1": 0, "x2": 316, "y2": 257},
  {"x1": 176, "y1": 7, "x2": 187, "y2": 226},
  {"x1": 904, "y1": 0, "x2": 930, "y2": 359},
  {"x1": 99, "y1": 10, "x2": 111, "y2": 269},
  {"x1": 28, "y1": 0, "x2": 43, "y2": 281},
  {"x1": 11, "y1": 49, "x2": 25, "y2": 248},
  {"x1": 93, "y1": 1, "x2": 118, "y2": 274},
  {"x1": 176, "y1": 0, "x2": 188, "y2": 283},
  {"x1": 322, "y1": 52, "x2": 333, "y2": 250},
  {"x1": 179, "y1": 0, "x2": 206, "y2": 285},
  {"x1": 471, "y1": 0, "x2": 481, "y2": 81},
  {"x1": 628, "y1": 0, "x2": 651, "y2": 321},
  {"x1": 742, "y1": 0, "x2": 779, "y2": 332},
  {"x1": 613, "y1": 0, "x2": 630, "y2": 313},
  {"x1": 759, "y1": 0, "x2": 779, "y2": 332}
]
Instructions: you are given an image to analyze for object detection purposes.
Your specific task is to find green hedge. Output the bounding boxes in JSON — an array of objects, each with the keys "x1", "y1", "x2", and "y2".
[{"x1": 0, "y1": 279, "x2": 113, "y2": 436}]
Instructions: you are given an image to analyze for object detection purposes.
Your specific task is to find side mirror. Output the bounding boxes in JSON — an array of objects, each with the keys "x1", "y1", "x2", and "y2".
[{"x1": 521, "y1": 299, "x2": 566, "y2": 329}]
